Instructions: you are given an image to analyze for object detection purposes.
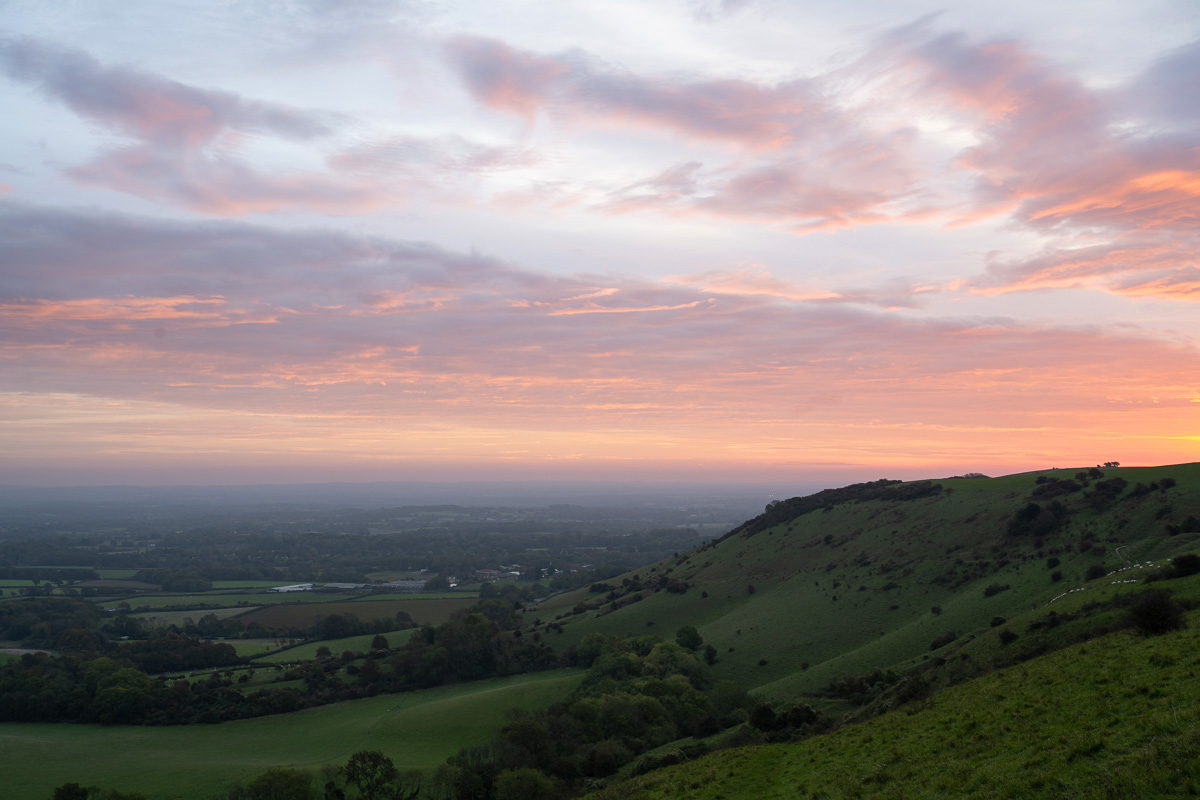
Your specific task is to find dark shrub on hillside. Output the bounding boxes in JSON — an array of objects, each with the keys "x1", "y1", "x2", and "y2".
[
  {"x1": 1032, "y1": 479, "x2": 1082, "y2": 499},
  {"x1": 1086, "y1": 564, "x2": 1108, "y2": 580},
  {"x1": 1051, "y1": 570, "x2": 1063, "y2": 582},
  {"x1": 1128, "y1": 589, "x2": 1187, "y2": 636},
  {"x1": 1172, "y1": 554, "x2": 1200, "y2": 577},
  {"x1": 929, "y1": 630, "x2": 958, "y2": 650},
  {"x1": 990, "y1": 616, "x2": 1006, "y2": 627},
  {"x1": 750, "y1": 702, "x2": 778, "y2": 730},
  {"x1": 983, "y1": 583, "x2": 1010, "y2": 597},
  {"x1": 1145, "y1": 553, "x2": 1200, "y2": 583},
  {"x1": 1093, "y1": 477, "x2": 1129, "y2": 498},
  {"x1": 1007, "y1": 501, "x2": 1068, "y2": 537},
  {"x1": 1047, "y1": 557, "x2": 1060, "y2": 569},
  {"x1": 998, "y1": 629, "x2": 1019, "y2": 646},
  {"x1": 1159, "y1": 477, "x2": 1176, "y2": 491}
]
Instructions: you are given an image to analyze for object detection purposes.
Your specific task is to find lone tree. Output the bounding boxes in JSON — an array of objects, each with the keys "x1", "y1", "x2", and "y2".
[
  {"x1": 675, "y1": 625, "x2": 703, "y2": 650},
  {"x1": 344, "y1": 750, "x2": 397, "y2": 800}
]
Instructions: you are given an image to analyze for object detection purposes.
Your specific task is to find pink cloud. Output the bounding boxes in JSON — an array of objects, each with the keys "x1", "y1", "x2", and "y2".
[
  {"x1": 66, "y1": 147, "x2": 392, "y2": 216},
  {"x1": 0, "y1": 36, "x2": 400, "y2": 216},
  {"x1": 0, "y1": 35, "x2": 336, "y2": 149},
  {"x1": 876, "y1": 25, "x2": 1200, "y2": 300},
  {"x1": 446, "y1": 35, "x2": 841, "y2": 150},
  {"x1": 446, "y1": 35, "x2": 936, "y2": 233}
]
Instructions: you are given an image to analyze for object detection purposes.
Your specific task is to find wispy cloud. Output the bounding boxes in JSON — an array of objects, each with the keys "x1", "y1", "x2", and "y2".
[
  {"x1": 446, "y1": 35, "x2": 928, "y2": 232},
  {"x1": 874, "y1": 25, "x2": 1200, "y2": 300}
]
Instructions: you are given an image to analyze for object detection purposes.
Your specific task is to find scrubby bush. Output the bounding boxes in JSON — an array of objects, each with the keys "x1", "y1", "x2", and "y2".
[
  {"x1": 1128, "y1": 590, "x2": 1187, "y2": 636},
  {"x1": 998, "y1": 629, "x2": 1018, "y2": 646},
  {"x1": 929, "y1": 630, "x2": 958, "y2": 650},
  {"x1": 675, "y1": 625, "x2": 703, "y2": 650},
  {"x1": 1086, "y1": 564, "x2": 1108, "y2": 580}
]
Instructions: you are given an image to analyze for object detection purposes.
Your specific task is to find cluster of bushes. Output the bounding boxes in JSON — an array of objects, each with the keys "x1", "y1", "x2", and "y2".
[
  {"x1": 1007, "y1": 501, "x2": 1069, "y2": 537},
  {"x1": 821, "y1": 666, "x2": 903, "y2": 705},
  {"x1": 1165, "y1": 516, "x2": 1200, "y2": 536},
  {"x1": 1031, "y1": 477, "x2": 1082, "y2": 499},
  {"x1": 1145, "y1": 553, "x2": 1200, "y2": 583},
  {"x1": 440, "y1": 633, "x2": 755, "y2": 797}
]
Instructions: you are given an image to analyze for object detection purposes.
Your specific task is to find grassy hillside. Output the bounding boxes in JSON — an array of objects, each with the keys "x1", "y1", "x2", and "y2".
[
  {"x1": 585, "y1": 603, "x2": 1200, "y2": 799},
  {"x1": 530, "y1": 464, "x2": 1200, "y2": 703},
  {"x1": 0, "y1": 669, "x2": 583, "y2": 800}
]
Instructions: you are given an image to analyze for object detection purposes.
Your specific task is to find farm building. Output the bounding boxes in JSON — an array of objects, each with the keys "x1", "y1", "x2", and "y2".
[{"x1": 268, "y1": 583, "x2": 314, "y2": 593}]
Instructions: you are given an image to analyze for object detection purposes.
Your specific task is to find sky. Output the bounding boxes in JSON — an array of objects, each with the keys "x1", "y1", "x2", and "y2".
[{"x1": 1, "y1": 0, "x2": 1198, "y2": 487}]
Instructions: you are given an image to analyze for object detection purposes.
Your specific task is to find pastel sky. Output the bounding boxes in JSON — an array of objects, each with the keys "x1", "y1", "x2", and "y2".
[{"x1": 1, "y1": 0, "x2": 1198, "y2": 486}]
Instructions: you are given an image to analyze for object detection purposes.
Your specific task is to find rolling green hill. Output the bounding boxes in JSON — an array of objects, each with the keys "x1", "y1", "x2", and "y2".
[
  {"x1": 530, "y1": 464, "x2": 1200, "y2": 704},
  {"x1": 502, "y1": 462, "x2": 1200, "y2": 799},
  {"x1": 584, "y1": 603, "x2": 1200, "y2": 800}
]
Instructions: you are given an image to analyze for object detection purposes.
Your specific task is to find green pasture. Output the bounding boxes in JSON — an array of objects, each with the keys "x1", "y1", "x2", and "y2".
[
  {"x1": 0, "y1": 668, "x2": 584, "y2": 800},
  {"x1": 239, "y1": 597, "x2": 476, "y2": 630},
  {"x1": 95, "y1": 569, "x2": 139, "y2": 580},
  {"x1": 253, "y1": 629, "x2": 418, "y2": 663},
  {"x1": 130, "y1": 606, "x2": 256, "y2": 628},
  {"x1": 226, "y1": 639, "x2": 282, "y2": 658}
]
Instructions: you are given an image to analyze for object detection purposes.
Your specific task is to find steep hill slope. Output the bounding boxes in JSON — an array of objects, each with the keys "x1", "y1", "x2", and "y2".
[
  {"x1": 584, "y1": 600, "x2": 1200, "y2": 800},
  {"x1": 529, "y1": 464, "x2": 1200, "y2": 702}
]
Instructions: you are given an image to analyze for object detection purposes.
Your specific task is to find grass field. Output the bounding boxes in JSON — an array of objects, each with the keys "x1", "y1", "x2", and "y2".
[
  {"x1": 130, "y1": 606, "x2": 256, "y2": 628},
  {"x1": 0, "y1": 669, "x2": 584, "y2": 800},
  {"x1": 252, "y1": 629, "x2": 419, "y2": 663},
  {"x1": 239, "y1": 597, "x2": 476, "y2": 629}
]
